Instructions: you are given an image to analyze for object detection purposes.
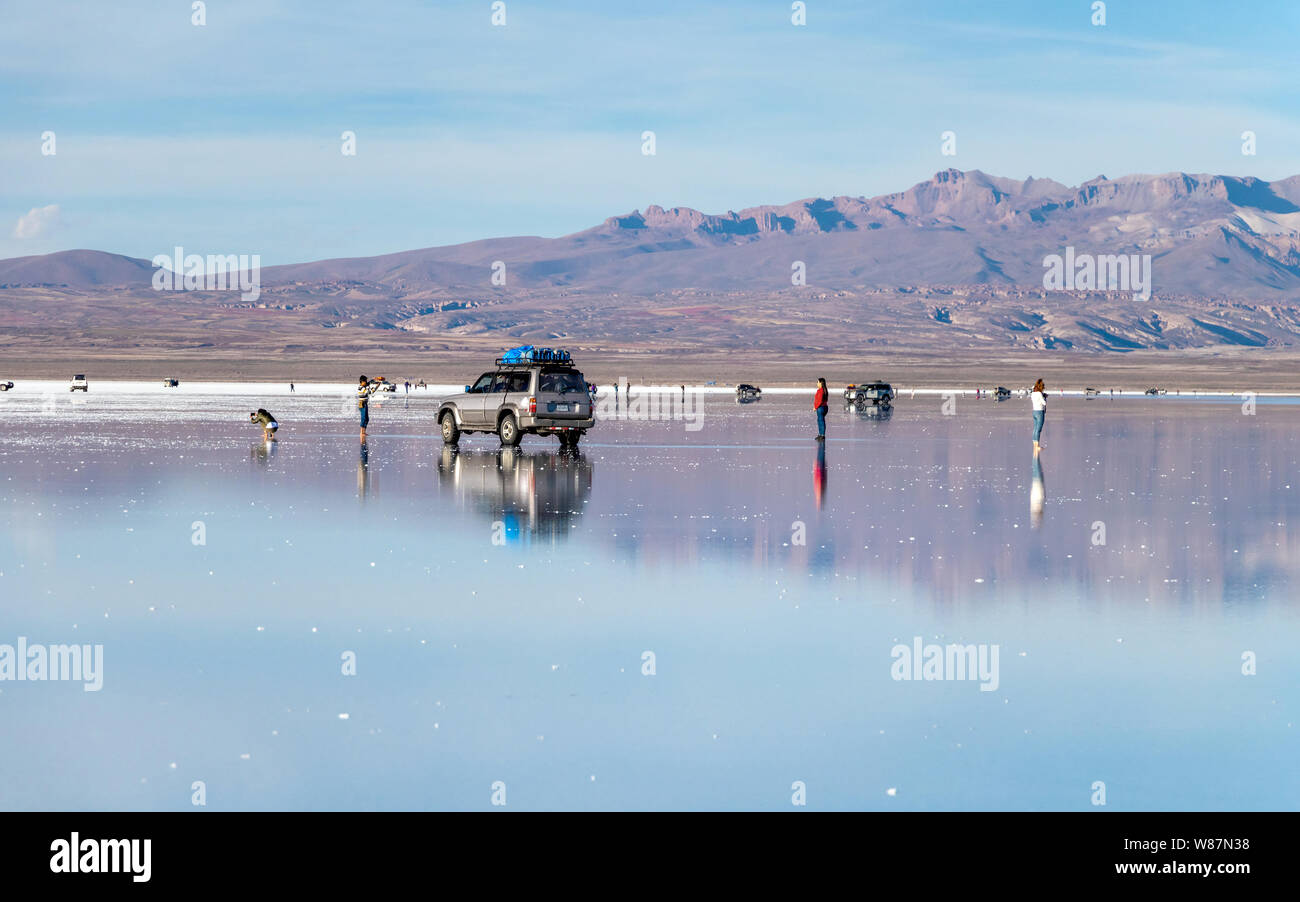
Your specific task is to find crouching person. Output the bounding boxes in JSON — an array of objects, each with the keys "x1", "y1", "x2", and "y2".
[{"x1": 250, "y1": 408, "x2": 279, "y2": 441}]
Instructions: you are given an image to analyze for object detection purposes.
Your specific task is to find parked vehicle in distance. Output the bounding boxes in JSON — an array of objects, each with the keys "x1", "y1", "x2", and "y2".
[
  {"x1": 735, "y1": 383, "x2": 762, "y2": 401},
  {"x1": 847, "y1": 381, "x2": 895, "y2": 407},
  {"x1": 1084, "y1": 387, "x2": 1100, "y2": 398},
  {"x1": 994, "y1": 386, "x2": 1012, "y2": 401},
  {"x1": 1145, "y1": 387, "x2": 1165, "y2": 396},
  {"x1": 70, "y1": 375, "x2": 89, "y2": 392},
  {"x1": 162, "y1": 378, "x2": 180, "y2": 388},
  {"x1": 0, "y1": 381, "x2": 13, "y2": 392},
  {"x1": 437, "y1": 346, "x2": 594, "y2": 448}
]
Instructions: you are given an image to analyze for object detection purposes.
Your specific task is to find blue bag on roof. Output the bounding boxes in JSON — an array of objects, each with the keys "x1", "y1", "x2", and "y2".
[{"x1": 502, "y1": 345, "x2": 571, "y2": 364}]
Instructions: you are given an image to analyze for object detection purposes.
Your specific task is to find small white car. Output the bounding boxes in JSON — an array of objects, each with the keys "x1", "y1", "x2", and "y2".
[{"x1": 71, "y1": 375, "x2": 89, "y2": 392}]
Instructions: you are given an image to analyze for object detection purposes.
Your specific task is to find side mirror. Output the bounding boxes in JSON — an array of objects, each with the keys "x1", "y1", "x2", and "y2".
[{"x1": 464, "y1": 385, "x2": 471, "y2": 393}]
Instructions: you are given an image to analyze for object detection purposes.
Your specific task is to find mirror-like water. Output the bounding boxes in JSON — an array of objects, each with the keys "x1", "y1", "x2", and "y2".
[{"x1": 1, "y1": 388, "x2": 1295, "y2": 810}]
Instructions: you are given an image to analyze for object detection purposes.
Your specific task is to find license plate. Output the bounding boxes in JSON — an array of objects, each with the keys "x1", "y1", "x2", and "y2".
[{"x1": 553, "y1": 403, "x2": 570, "y2": 412}]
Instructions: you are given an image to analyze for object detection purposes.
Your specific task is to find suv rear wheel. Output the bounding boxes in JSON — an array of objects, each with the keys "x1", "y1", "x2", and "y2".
[
  {"x1": 498, "y1": 412, "x2": 521, "y2": 447},
  {"x1": 440, "y1": 412, "x2": 460, "y2": 445},
  {"x1": 559, "y1": 431, "x2": 581, "y2": 448}
]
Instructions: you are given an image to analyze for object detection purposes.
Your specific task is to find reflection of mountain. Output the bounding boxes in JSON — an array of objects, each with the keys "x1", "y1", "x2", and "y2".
[{"x1": 436, "y1": 447, "x2": 592, "y2": 543}]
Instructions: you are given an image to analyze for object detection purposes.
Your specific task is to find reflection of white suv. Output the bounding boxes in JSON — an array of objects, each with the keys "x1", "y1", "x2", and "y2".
[{"x1": 70, "y1": 374, "x2": 89, "y2": 392}]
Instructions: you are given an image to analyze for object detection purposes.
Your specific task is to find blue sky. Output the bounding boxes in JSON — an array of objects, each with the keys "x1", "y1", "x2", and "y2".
[{"x1": 3, "y1": 0, "x2": 1299, "y2": 264}]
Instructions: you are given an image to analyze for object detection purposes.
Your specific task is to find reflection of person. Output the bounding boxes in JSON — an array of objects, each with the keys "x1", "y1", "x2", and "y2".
[
  {"x1": 1030, "y1": 451, "x2": 1045, "y2": 527},
  {"x1": 813, "y1": 377, "x2": 828, "y2": 441},
  {"x1": 249, "y1": 408, "x2": 279, "y2": 441},
  {"x1": 814, "y1": 441, "x2": 827, "y2": 509},
  {"x1": 251, "y1": 438, "x2": 277, "y2": 466},
  {"x1": 358, "y1": 441, "x2": 371, "y2": 499},
  {"x1": 1030, "y1": 378, "x2": 1047, "y2": 453},
  {"x1": 358, "y1": 375, "x2": 385, "y2": 441}
]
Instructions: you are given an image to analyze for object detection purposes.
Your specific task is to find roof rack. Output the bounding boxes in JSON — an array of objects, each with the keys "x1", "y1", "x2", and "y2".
[{"x1": 494, "y1": 346, "x2": 575, "y2": 367}]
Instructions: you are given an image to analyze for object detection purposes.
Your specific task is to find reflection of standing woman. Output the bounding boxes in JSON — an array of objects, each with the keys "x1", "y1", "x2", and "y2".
[
  {"x1": 1030, "y1": 451, "x2": 1045, "y2": 527},
  {"x1": 1031, "y1": 378, "x2": 1047, "y2": 453},
  {"x1": 814, "y1": 441, "x2": 827, "y2": 508},
  {"x1": 813, "y1": 378, "x2": 828, "y2": 441}
]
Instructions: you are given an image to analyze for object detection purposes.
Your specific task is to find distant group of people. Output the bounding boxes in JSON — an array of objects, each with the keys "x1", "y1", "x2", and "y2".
[
  {"x1": 254, "y1": 373, "x2": 1053, "y2": 457},
  {"x1": 810, "y1": 376, "x2": 1048, "y2": 452}
]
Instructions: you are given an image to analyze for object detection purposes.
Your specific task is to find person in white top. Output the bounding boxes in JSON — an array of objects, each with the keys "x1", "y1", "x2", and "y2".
[{"x1": 1030, "y1": 379, "x2": 1047, "y2": 453}]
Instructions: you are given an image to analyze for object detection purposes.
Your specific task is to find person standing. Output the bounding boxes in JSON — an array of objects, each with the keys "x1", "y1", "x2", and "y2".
[
  {"x1": 358, "y1": 375, "x2": 385, "y2": 441},
  {"x1": 1031, "y1": 378, "x2": 1047, "y2": 453},
  {"x1": 813, "y1": 377, "x2": 828, "y2": 441}
]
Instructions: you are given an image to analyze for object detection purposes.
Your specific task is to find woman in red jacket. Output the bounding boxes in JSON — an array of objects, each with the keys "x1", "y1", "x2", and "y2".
[{"x1": 813, "y1": 378, "x2": 828, "y2": 441}]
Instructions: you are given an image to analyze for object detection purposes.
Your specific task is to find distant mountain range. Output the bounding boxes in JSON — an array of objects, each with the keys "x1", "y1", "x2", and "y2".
[
  {"x1": 4, "y1": 169, "x2": 1300, "y2": 356},
  {"x1": 6, "y1": 168, "x2": 1300, "y2": 297}
]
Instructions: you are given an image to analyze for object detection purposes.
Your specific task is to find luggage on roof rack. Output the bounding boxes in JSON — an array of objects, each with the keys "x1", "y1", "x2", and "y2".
[{"x1": 497, "y1": 345, "x2": 573, "y2": 366}]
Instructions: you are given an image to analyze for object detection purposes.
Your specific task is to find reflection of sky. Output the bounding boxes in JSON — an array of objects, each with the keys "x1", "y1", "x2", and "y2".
[{"x1": 0, "y1": 392, "x2": 1297, "y2": 810}]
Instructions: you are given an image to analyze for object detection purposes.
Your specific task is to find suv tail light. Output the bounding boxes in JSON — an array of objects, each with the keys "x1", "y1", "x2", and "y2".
[{"x1": 528, "y1": 396, "x2": 536, "y2": 415}]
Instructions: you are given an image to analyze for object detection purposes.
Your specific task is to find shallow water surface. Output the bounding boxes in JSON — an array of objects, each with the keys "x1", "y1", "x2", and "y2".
[{"x1": 0, "y1": 387, "x2": 1296, "y2": 810}]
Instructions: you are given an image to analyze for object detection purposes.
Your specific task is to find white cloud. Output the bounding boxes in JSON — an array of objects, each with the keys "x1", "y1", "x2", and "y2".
[{"x1": 12, "y1": 204, "x2": 61, "y2": 239}]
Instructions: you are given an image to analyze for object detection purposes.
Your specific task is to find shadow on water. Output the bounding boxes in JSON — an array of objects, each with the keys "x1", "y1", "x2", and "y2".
[{"x1": 437, "y1": 445, "x2": 592, "y2": 544}]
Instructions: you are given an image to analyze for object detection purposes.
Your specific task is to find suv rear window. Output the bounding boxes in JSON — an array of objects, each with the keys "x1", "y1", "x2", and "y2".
[{"x1": 538, "y1": 370, "x2": 586, "y2": 394}]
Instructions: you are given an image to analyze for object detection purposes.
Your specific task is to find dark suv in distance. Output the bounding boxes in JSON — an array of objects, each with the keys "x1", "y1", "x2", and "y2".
[
  {"x1": 438, "y1": 357, "x2": 595, "y2": 447},
  {"x1": 846, "y1": 381, "x2": 895, "y2": 407}
]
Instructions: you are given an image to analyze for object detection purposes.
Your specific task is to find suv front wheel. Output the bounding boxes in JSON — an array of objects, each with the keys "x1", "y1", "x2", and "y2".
[
  {"x1": 440, "y1": 411, "x2": 460, "y2": 445},
  {"x1": 498, "y1": 412, "x2": 521, "y2": 447}
]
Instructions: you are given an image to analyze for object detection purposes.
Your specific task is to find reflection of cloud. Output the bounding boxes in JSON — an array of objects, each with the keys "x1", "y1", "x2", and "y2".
[{"x1": 12, "y1": 204, "x2": 60, "y2": 239}]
